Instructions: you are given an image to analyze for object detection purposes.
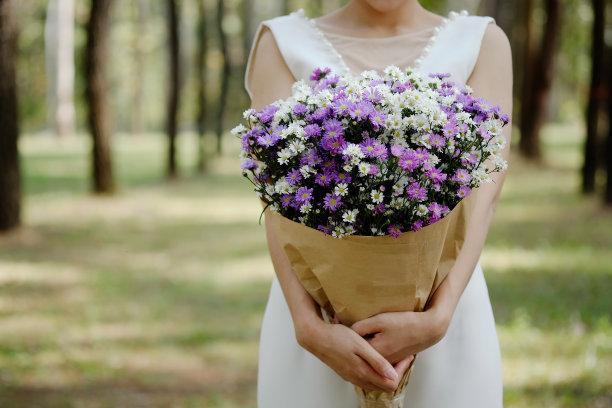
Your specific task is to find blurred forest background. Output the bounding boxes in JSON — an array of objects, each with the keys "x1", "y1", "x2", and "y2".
[{"x1": 0, "y1": 0, "x2": 611, "y2": 407}]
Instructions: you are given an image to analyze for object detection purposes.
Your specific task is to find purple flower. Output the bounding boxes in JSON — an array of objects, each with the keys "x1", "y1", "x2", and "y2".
[
  {"x1": 334, "y1": 172, "x2": 351, "y2": 184},
  {"x1": 456, "y1": 92, "x2": 475, "y2": 112},
  {"x1": 360, "y1": 138, "x2": 377, "y2": 158},
  {"x1": 373, "y1": 203, "x2": 386, "y2": 214},
  {"x1": 348, "y1": 101, "x2": 373, "y2": 121},
  {"x1": 474, "y1": 97, "x2": 494, "y2": 115},
  {"x1": 317, "y1": 224, "x2": 332, "y2": 235},
  {"x1": 452, "y1": 169, "x2": 471, "y2": 184},
  {"x1": 392, "y1": 82, "x2": 407, "y2": 93},
  {"x1": 241, "y1": 158, "x2": 257, "y2": 171},
  {"x1": 429, "y1": 72, "x2": 451, "y2": 79},
  {"x1": 388, "y1": 224, "x2": 403, "y2": 238},
  {"x1": 293, "y1": 103, "x2": 307, "y2": 116},
  {"x1": 304, "y1": 124, "x2": 322, "y2": 138},
  {"x1": 369, "y1": 110, "x2": 387, "y2": 131},
  {"x1": 310, "y1": 67, "x2": 331, "y2": 81},
  {"x1": 322, "y1": 135, "x2": 346, "y2": 155},
  {"x1": 322, "y1": 75, "x2": 340, "y2": 88},
  {"x1": 321, "y1": 159, "x2": 337, "y2": 170},
  {"x1": 414, "y1": 147, "x2": 430, "y2": 164},
  {"x1": 411, "y1": 220, "x2": 423, "y2": 231},
  {"x1": 406, "y1": 182, "x2": 427, "y2": 200},
  {"x1": 457, "y1": 185, "x2": 472, "y2": 198},
  {"x1": 315, "y1": 170, "x2": 332, "y2": 186},
  {"x1": 286, "y1": 168, "x2": 302, "y2": 185},
  {"x1": 429, "y1": 133, "x2": 446, "y2": 150},
  {"x1": 363, "y1": 88, "x2": 383, "y2": 103},
  {"x1": 295, "y1": 187, "x2": 313, "y2": 205},
  {"x1": 426, "y1": 167, "x2": 448, "y2": 183},
  {"x1": 256, "y1": 131, "x2": 281, "y2": 147},
  {"x1": 461, "y1": 153, "x2": 478, "y2": 166},
  {"x1": 476, "y1": 127, "x2": 491, "y2": 141},
  {"x1": 428, "y1": 202, "x2": 444, "y2": 223},
  {"x1": 257, "y1": 105, "x2": 280, "y2": 123},
  {"x1": 332, "y1": 98, "x2": 351, "y2": 116},
  {"x1": 390, "y1": 144, "x2": 406, "y2": 158},
  {"x1": 309, "y1": 106, "x2": 333, "y2": 122},
  {"x1": 323, "y1": 193, "x2": 343, "y2": 211},
  {"x1": 281, "y1": 194, "x2": 294, "y2": 208},
  {"x1": 323, "y1": 119, "x2": 344, "y2": 138},
  {"x1": 398, "y1": 150, "x2": 419, "y2": 172},
  {"x1": 372, "y1": 143, "x2": 389, "y2": 160},
  {"x1": 442, "y1": 122, "x2": 457, "y2": 139},
  {"x1": 368, "y1": 165, "x2": 380, "y2": 176}
]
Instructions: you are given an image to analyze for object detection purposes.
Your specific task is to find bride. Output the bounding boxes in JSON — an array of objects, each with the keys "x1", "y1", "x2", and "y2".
[{"x1": 244, "y1": 0, "x2": 512, "y2": 406}]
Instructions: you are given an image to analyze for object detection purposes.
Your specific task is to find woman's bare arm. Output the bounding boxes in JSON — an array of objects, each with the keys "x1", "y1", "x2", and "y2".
[
  {"x1": 352, "y1": 23, "x2": 513, "y2": 362},
  {"x1": 249, "y1": 27, "x2": 409, "y2": 392}
]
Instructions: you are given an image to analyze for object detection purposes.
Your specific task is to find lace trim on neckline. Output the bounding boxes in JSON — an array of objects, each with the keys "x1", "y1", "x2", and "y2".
[{"x1": 293, "y1": 9, "x2": 469, "y2": 74}]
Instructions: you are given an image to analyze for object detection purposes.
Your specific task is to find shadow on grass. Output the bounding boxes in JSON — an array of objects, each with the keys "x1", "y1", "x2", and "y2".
[
  {"x1": 0, "y1": 377, "x2": 257, "y2": 408},
  {"x1": 487, "y1": 268, "x2": 612, "y2": 329},
  {"x1": 504, "y1": 378, "x2": 612, "y2": 408}
]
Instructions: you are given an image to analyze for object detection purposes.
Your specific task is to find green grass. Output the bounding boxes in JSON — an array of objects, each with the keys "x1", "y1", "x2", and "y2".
[{"x1": 0, "y1": 124, "x2": 610, "y2": 407}]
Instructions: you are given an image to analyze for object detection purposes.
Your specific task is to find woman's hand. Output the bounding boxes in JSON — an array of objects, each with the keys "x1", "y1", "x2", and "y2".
[
  {"x1": 351, "y1": 308, "x2": 450, "y2": 365},
  {"x1": 296, "y1": 317, "x2": 414, "y2": 393}
]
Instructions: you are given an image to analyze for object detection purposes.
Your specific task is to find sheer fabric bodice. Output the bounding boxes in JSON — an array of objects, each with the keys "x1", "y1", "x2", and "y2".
[{"x1": 245, "y1": 9, "x2": 494, "y2": 96}]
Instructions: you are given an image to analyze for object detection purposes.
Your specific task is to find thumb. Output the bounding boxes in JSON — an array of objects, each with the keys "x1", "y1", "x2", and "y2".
[{"x1": 351, "y1": 315, "x2": 384, "y2": 337}]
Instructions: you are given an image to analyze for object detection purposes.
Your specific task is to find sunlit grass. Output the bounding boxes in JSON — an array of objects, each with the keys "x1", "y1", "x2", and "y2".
[{"x1": 0, "y1": 124, "x2": 610, "y2": 407}]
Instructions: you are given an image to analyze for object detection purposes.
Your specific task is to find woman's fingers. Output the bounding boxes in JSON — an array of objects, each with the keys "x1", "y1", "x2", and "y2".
[
  {"x1": 351, "y1": 314, "x2": 385, "y2": 337},
  {"x1": 352, "y1": 355, "x2": 398, "y2": 393},
  {"x1": 354, "y1": 336, "x2": 397, "y2": 381},
  {"x1": 393, "y1": 354, "x2": 415, "y2": 378}
]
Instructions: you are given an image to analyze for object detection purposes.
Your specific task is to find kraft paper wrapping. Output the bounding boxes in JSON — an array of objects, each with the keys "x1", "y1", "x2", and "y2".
[{"x1": 266, "y1": 191, "x2": 477, "y2": 407}]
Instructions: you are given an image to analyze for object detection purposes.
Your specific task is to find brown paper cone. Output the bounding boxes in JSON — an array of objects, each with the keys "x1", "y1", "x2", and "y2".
[{"x1": 266, "y1": 192, "x2": 476, "y2": 405}]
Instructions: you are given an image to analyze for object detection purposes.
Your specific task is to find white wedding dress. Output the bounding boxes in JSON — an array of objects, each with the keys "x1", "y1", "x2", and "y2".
[{"x1": 245, "y1": 9, "x2": 503, "y2": 408}]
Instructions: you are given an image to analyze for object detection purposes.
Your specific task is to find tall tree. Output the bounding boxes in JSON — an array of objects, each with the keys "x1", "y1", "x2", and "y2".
[
  {"x1": 0, "y1": 0, "x2": 21, "y2": 232},
  {"x1": 282, "y1": 0, "x2": 291, "y2": 15},
  {"x1": 196, "y1": 0, "x2": 208, "y2": 173},
  {"x1": 130, "y1": 0, "x2": 147, "y2": 136},
  {"x1": 85, "y1": 0, "x2": 115, "y2": 194},
  {"x1": 215, "y1": 0, "x2": 230, "y2": 154},
  {"x1": 242, "y1": 0, "x2": 255, "y2": 61},
  {"x1": 582, "y1": 0, "x2": 605, "y2": 194},
  {"x1": 45, "y1": 0, "x2": 76, "y2": 137},
  {"x1": 166, "y1": 0, "x2": 180, "y2": 178},
  {"x1": 519, "y1": 0, "x2": 560, "y2": 160},
  {"x1": 605, "y1": 41, "x2": 612, "y2": 206}
]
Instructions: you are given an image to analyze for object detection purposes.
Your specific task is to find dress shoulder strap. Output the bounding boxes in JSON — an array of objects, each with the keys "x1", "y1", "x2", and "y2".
[
  {"x1": 244, "y1": 10, "x2": 345, "y2": 99},
  {"x1": 419, "y1": 13, "x2": 494, "y2": 85}
]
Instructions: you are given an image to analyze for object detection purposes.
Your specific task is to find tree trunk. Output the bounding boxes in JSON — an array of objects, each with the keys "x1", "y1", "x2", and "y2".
[
  {"x1": 45, "y1": 0, "x2": 76, "y2": 137},
  {"x1": 85, "y1": 0, "x2": 115, "y2": 194},
  {"x1": 166, "y1": 0, "x2": 180, "y2": 179},
  {"x1": 605, "y1": 43, "x2": 612, "y2": 206},
  {"x1": 519, "y1": 0, "x2": 534, "y2": 154},
  {"x1": 216, "y1": 0, "x2": 229, "y2": 155},
  {"x1": 242, "y1": 0, "x2": 255, "y2": 60},
  {"x1": 130, "y1": 0, "x2": 147, "y2": 136},
  {"x1": 519, "y1": 0, "x2": 560, "y2": 160},
  {"x1": 196, "y1": 0, "x2": 208, "y2": 173},
  {"x1": 582, "y1": 0, "x2": 605, "y2": 194},
  {"x1": 282, "y1": 0, "x2": 291, "y2": 15},
  {"x1": 0, "y1": 0, "x2": 21, "y2": 232}
]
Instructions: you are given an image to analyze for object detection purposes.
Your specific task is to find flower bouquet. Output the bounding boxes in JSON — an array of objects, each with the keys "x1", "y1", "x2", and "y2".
[{"x1": 234, "y1": 66, "x2": 509, "y2": 407}]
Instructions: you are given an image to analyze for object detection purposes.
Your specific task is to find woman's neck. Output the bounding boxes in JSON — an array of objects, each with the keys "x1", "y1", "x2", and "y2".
[{"x1": 316, "y1": 1, "x2": 442, "y2": 38}]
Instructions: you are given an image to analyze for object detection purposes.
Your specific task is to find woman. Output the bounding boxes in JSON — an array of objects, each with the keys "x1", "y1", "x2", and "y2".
[{"x1": 245, "y1": 1, "x2": 512, "y2": 406}]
